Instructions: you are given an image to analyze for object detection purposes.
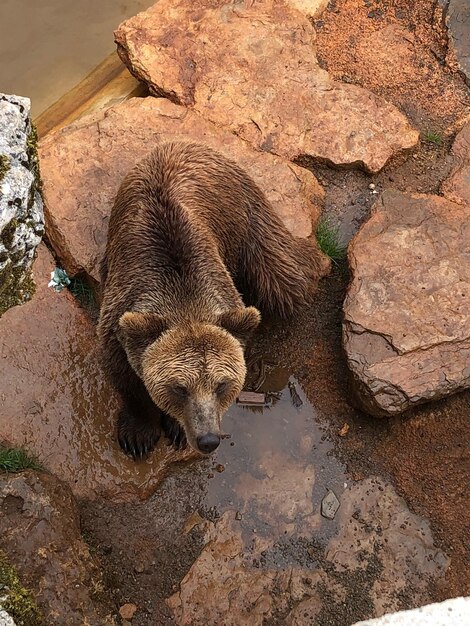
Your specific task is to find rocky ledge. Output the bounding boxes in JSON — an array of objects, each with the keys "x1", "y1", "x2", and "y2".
[
  {"x1": 0, "y1": 94, "x2": 44, "y2": 315},
  {"x1": 114, "y1": 0, "x2": 418, "y2": 174}
]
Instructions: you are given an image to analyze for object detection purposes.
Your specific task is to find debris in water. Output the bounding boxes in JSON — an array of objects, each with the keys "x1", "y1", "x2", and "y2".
[
  {"x1": 338, "y1": 423, "x2": 350, "y2": 437},
  {"x1": 183, "y1": 511, "x2": 205, "y2": 535},
  {"x1": 321, "y1": 490, "x2": 340, "y2": 519},
  {"x1": 119, "y1": 603, "x2": 137, "y2": 620},
  {"x1": 288, "y1": 381, "x2": 303, "y2": 408},
  {"x1": 237, "y1": 391, "x2": 266, "y2": 406},
  {"x1": 48, "y1": 267, "x2": 71, "y2": 292},
  {"x1": 235, "y1": 511, "x2": 243, "y2": 521}
]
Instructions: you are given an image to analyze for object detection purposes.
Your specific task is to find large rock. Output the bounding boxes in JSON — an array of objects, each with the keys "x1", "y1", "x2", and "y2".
[
  {"x1": 0, "y1": 470, "x2": 115, "y2": 625},
  {"x1": 39, "y1": 96, "x2": 326, "y2": 282},
  {"x1": 343, "y1": 189, "x2": 470, "y2": 417},
  {"x1": 114, "y1": 0, "x2": 418, "y2": 173},
  {"x1": 0, "y1": 94, "x2": 44, "y2": 314},
  {"x1": 0, "y1": 244, "x2": 194, "y2": 501},
  {"x1": 441, "y1": 121, "x2": 470, "y2": 206},
  {"x1": 446, "y1": 0, "x2": 470, "y2": 85}
]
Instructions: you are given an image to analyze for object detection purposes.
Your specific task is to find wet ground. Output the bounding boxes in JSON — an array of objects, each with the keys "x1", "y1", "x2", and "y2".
[
  {"x1": 80, "y1": 268, "x2": 469, "y2": 625},
  {"x1": 0, "y1": 0, "x2": 154, "y2": 116}
]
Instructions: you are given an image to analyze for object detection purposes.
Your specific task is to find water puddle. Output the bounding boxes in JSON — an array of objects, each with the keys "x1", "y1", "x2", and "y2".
[
  {"x1": 0, "y1": 0, "x2": 155, "y2": 116},
  {"x1": 204, "y1": 369, "x2": 348, "y2": 544}
]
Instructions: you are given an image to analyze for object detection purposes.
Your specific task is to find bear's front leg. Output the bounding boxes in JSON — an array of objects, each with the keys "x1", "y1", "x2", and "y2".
[
  {"x1": 162, "y1": 414, "x2": 187, "y2": 450},
  {"x1": 117, "y1": 392, "x2": 162, "y2": 460}
]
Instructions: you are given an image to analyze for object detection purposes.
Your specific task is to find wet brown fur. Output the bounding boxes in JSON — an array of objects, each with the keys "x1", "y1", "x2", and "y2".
[{"x1": 97, "y1": 140, "x2": 325, "y2": 457}]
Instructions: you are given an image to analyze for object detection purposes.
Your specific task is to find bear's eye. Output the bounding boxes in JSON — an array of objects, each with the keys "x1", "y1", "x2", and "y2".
[
  {"x1": 172, "y1": 384, "x2": 188, "y2": 399},
  {"x1": 216, "y1": 381, "x2": 229, "y2": 395}
]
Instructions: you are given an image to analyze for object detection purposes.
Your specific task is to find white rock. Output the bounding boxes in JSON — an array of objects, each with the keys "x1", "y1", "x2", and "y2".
[
  {"x1": 0, "y1": 93, "x2": 44, "y2": 298},
  {"x1": 350, "y1": 597, "x2": 470, "y2": 626},
  {"x1": 0, "y1": 608, "x2": 16, "y2": 626}
]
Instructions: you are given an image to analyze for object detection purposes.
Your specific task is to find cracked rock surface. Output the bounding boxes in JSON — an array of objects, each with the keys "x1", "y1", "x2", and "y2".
[
  {"x1": 39, "y1": 97, "x2": 327, "y2": 282},
  {"x1": 343, "y1": 186, "x2": 470, "y2": 417},
  {"x1": 114, "y1": 0, "x2": 418, "y2": 173}
]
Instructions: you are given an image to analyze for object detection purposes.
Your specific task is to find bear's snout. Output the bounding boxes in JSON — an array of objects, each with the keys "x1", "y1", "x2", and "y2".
[{"x1": 196, "y1": 433, "x2": 221, "y2": 454}]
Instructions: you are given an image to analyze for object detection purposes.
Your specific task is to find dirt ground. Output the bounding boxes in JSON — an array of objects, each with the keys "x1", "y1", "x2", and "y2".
[{"x1": 79, "y1": 2, "x2": 469, "y2": 625}]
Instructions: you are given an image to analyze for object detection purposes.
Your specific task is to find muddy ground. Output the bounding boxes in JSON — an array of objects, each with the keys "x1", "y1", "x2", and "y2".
[{"x1": 76, "y1": 1, "x2": 470, "y2": 624}]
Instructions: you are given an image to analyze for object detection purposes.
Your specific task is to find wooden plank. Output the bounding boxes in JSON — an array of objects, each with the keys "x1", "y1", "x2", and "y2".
[{"x1": 35, "y1": 52, "x2": 146, "y2": 138}]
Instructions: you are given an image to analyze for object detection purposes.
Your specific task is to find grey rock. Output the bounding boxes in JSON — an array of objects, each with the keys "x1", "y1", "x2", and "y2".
[
  {"x1": 447, "y1": 0, "x2": 470, "y2": 85},
  {"x1": 321, "y1": 490, "x2": 340, "y2": 519},
  {"x1": 0, "y1": 93, "x2": 44, "y2": 306}
]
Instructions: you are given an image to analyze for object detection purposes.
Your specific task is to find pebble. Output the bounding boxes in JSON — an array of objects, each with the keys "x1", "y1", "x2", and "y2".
[
  {"x1": 321, "y1": 490, "x2": 340, "y2": 520},
  {"x1": 134, "y1": 563, "x2": 145, "y2": 574},
  {"x1": 235, "y1": 511, "x2": 243, "y2": 520},
  {"x1": 119, "y1": 603, "x2": 137, "y2": 620},
  {"x1": 368, "y1": 183, "x2": 375, "y2": 190}
]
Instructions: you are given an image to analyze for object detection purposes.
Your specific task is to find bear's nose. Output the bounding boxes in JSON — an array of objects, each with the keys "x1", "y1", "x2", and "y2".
[{"x1": 196, "y1": 433, "x2": 220, "y2": 454}]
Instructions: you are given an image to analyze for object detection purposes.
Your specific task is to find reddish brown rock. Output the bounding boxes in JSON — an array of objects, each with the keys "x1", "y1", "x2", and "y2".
[
  {"x1": 441, "y1": 121, "x2": 470, "y2": 206},
  {"x1": 0, "y1": 471, "x2": 115, "y2": 625},
  {"x1": 119, "y1": 604, "x2": 137, "y2": 620},
  {"x1": 0, "y1": 245, "x2": 194, "y2": 501},
  {"x1": 343, "y1": 189, "x2": 470, "y2": 417},
  {"x1": 114, "y1": 0, "x2": 418, "y2": 173},
  {"x1": 39, "y1": 97, "x2": 326, "y2": 282}
]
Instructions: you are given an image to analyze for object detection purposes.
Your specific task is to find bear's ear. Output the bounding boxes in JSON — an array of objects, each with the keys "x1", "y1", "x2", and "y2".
[
  {"x1": 218, "y1": 307, "x2": 261, "y2": 345},
  {"x1": 117, "y1": 312, "x2": 168, "y2": 374}
]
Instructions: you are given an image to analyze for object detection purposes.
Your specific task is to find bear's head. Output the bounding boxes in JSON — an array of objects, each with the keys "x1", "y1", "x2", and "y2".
[{"x1": 117, "y1": 307, "x2": 261, "y2": 454}]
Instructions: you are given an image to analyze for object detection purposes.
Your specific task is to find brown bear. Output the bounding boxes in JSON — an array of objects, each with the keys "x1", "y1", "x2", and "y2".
[{"x1": 97, "y1": 140, "x2": 326, "y2": 459}]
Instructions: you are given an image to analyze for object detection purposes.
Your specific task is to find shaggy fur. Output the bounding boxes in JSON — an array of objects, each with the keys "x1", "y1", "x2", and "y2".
[{"x1": 97, "y1": 140, "x2": 325, "y2": 458}]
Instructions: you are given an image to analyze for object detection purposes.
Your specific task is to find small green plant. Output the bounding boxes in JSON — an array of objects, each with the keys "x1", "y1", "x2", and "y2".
[
  {"x1": 316, "y1": 218, "x2": 346, "y2": 263},
  {"x1": 0, "y1": 447, "x2": 42, "y2": 473},
  {"x1": 0, "y1": 551, "x2": 43, "y2": 625},
  {"x1": 423, "y1": 131, "x2": 443, "y2": 146},
  {"x1": 68, "y1": 275, "x2": 96, "y2": 312}
]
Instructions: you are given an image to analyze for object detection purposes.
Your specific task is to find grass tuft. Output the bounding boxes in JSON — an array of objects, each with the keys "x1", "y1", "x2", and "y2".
[
  {"x1": 68, "y1": 275, "x2": 96, "y2": 312},
  {"x1": 315, "y1": 218, "x2": 347, "y2": 263},
  {"x1": 0, "y1": 447, "x2": 42, "y2": 473},
  {"x1": 423, "y1": 131, "x2": 443, "y2": 146}
]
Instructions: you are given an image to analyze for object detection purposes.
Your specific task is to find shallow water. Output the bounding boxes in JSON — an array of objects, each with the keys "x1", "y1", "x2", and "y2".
[
  {"x1": 0, "y1": 0, "x2": 154, "y2": 115},
  {"x1": 204, "y1": 371, "x2": 348, "y2": 542}
]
